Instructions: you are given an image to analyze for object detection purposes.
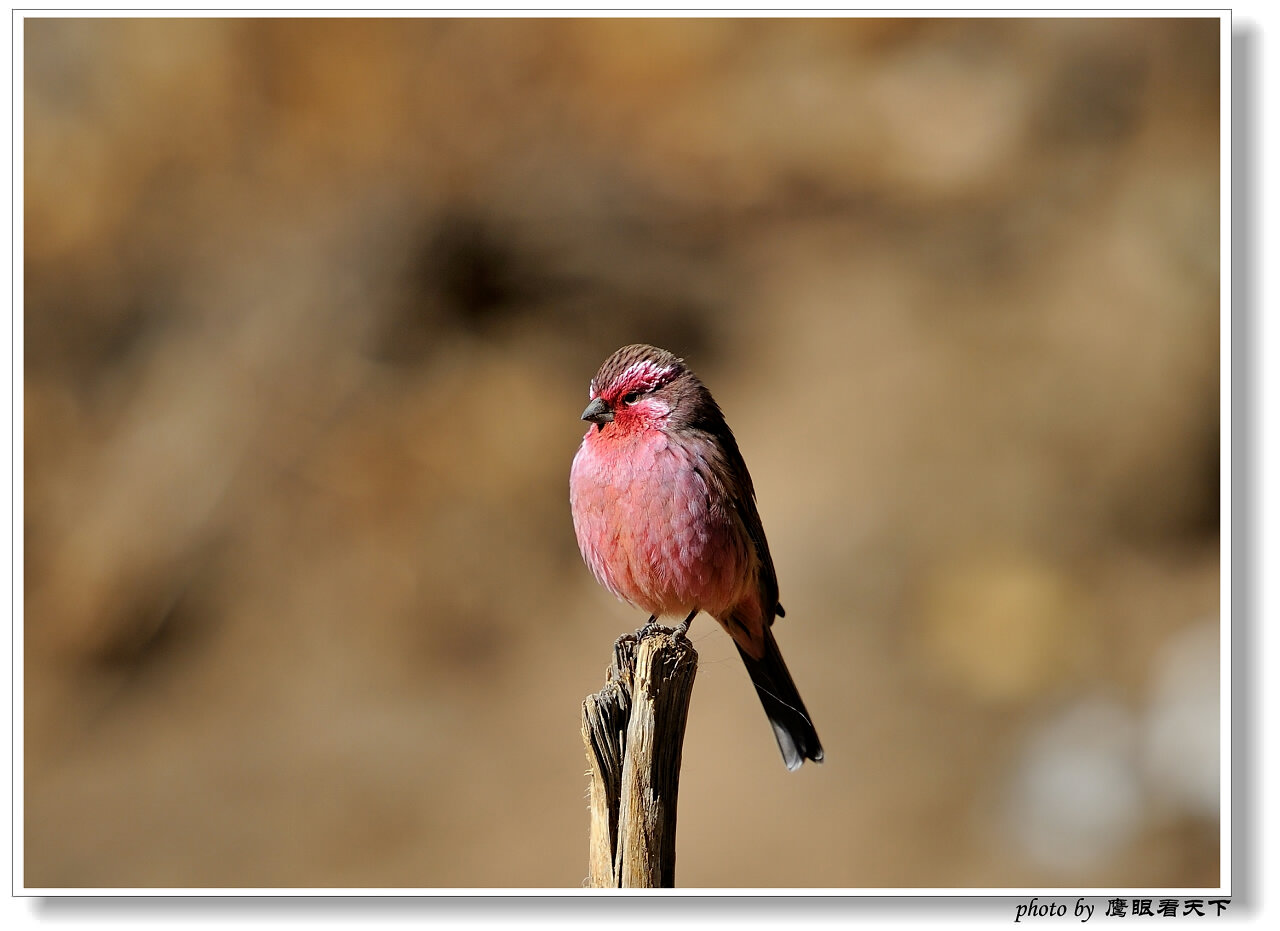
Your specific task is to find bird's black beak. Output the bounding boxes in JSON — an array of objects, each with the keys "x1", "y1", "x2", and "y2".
[{"x1": 581, "y1": 397, "x2": 614, "y2": 428}]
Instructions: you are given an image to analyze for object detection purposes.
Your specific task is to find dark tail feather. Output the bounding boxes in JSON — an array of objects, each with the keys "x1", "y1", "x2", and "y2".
[{"x1": 735, "y1": 627, "x2": 824, "y2": 771}]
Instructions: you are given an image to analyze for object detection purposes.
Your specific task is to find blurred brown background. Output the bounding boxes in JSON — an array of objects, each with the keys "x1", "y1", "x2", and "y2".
[{"x1": 23, "y1": 17, "x2": 1220, "y2": 888}]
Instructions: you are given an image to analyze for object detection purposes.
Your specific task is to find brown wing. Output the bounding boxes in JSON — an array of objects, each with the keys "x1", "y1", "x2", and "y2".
[
  {"x1": 717, "y1": 423, "x2": 781, "y2": 626},
  {"x1": 669, "y1": 374, "x2": 781, "y2": 625}
]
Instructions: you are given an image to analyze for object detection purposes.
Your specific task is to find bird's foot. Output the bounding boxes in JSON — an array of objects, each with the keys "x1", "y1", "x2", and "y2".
[{"x1": 673, "y1": 609, "x2": 697, "y2": 639}]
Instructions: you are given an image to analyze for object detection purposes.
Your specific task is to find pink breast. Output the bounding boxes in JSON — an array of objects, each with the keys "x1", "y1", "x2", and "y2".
[{"x1": 570, "y1": 426, "x2": 754, "y2": 619}]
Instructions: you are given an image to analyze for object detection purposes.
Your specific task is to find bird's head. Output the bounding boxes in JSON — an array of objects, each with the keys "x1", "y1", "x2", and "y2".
[{"x1": 581, "y1": 344, "x2": 692, "y2": 435}]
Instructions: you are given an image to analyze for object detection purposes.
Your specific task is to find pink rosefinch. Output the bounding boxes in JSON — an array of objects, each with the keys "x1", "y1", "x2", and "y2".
[{"x1": 570, "y1": 344, "x2": 823, "y2": 770}]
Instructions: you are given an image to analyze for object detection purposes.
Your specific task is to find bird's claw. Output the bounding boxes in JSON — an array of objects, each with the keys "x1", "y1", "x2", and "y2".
[{"x1": 635, "y1": 615, "x2": 661, "y2": 641}]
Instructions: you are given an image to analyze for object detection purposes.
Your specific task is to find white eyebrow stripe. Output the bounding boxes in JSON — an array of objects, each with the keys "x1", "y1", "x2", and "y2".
[
  {"x1": 618, "y1": 360, "x2": 678, "y2": 392},
  {"x1": 588, "y1": 357, "x2": 680, "y2": 399}
]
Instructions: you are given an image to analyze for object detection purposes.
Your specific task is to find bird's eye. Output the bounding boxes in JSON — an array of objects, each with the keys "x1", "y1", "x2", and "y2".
[{"x1": 621, "y1": 391, "x2": 641, "y2": 405}]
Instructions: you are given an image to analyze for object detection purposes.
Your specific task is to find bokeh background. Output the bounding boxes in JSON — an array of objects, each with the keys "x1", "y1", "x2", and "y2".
[{"x1": 23, "y1": 17, "x2": 1221, "y2": 888}]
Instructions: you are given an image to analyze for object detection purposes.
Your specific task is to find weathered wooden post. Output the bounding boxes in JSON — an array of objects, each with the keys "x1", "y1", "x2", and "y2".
[{"x1": 581, "y1": 627, "x2": 698, "y2": 887}]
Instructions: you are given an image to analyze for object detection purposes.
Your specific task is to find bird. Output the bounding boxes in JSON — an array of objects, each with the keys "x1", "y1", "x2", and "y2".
[{"x1": 569, "y1": 343, "x2": 823, "y2": 771}]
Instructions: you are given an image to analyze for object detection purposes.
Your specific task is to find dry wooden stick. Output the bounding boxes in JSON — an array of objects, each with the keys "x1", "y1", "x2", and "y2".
[{"x1": 581, "y1": 627, "x2": 698, "y2": 887}]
